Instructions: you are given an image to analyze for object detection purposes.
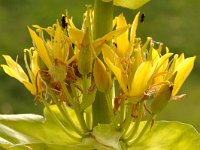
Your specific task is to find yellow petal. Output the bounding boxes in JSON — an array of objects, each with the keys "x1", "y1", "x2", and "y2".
[
  {"x1": 115, "y1": 13, "x2": 129, "y2": 56},
  {"x1": 101, "y1": 44, "x2": 122, "y2": 69},
  {"x1": 68, "y1": 27, "x2": 84, "y2": 44},
  {"x1": 2, "y1": 55, "x2": 29, "y2": 81},
  {"x1": 53, "y1": 21, "x2": 63, "y2": 60},
  {"x1": 93, "y1": 25, "x2": 131, "y2": 53},
  {"x1": 175, "y1": 53, "x2": 185, "y2": 68},
  {"x1": 28, "y1": 27, "x2": 52, "y2": 68},
  {"x1": 172, "y1": 56, "x2": 196, "y2": 96},
  {"x1": 130, "y1": 61, "x2": 154, "y2": 96},
  {"x1": 93, "y1": 58, "x2": 112, "y2": 92},
  {"x1": 22, "y1": 81, "x2": 36, "y2": 95},
  {"x1": 151, "y1": 48, "x2": 160, "y2": 64},
  {"x1": 130, "y1": 12, "x2": 140, "y2": 42},
  {"x1": 153, "y1": 53, "x2": 173, "y2": 84},
  {"x1": 156, "y1": 53, "x2": 173, "y2": 71},
  {"x1": 1, "y1": 55, "x2": 36, "y2": 94},
  {"x1": 168, "y1": 54, "x2": 179, "y2": 73},
  {"x1": 31, "y1": 51, "x2": 40, "y2": 76},
  {"x1": 105, "y1": 58, "x2": 127, "y2": 93}
]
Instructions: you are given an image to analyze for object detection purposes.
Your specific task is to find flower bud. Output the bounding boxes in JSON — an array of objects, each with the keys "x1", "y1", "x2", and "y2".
[
  {"x1": 78, "y1": 29, "x2": 93, "y2": 75},
  {"x1": 78, "y1": 8, "x2": 93, "y2": 75},
  {"x1": 151, "y1": 72, "x2": 177, "y2": 114},
  {"x1": 49, "y1": 59, "x2": 67, "y2": 82},
  {"x1": 151, "y1": 84, "x2": 173, "y2": 114},
  {"x1": 93, "y1": 58, "x2": 112, "y2": 92}
]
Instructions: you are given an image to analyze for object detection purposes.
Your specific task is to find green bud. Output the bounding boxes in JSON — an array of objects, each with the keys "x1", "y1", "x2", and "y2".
[
  {"x1": 151, "y1": 72, "x2": 177, "y2": 114},
  {"x1": 49, "y1": 59, "x2": 67, "y2": 82},
  {"x1": 78, "y1": 8, "x2": 93, "y2": 75},
  {"x1": 93, "y1": 58, "x2": 112, "y2": 92},
  {"x1": 151, "y1": 84, "x2": 172, "y2": 114}
]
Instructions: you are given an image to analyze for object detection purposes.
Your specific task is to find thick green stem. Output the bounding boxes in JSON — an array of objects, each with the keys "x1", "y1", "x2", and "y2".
[
  {"x1": 92, "y1": 0, "x2": 114, "y2": 126},
  {"x1": 93, "y1": 0, "x2": 114, "y2": 40}
]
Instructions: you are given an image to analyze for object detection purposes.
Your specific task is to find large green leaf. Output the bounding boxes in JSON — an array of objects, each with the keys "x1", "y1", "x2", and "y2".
[
  {"x1": 114, "y1": 0, "x2": 150, "y2": 10},
  {"x1": 129, "y1": 121, "x2": 200, "y2": 150},
  {"x1": 93, "y1": 124, "x2": 123, "y2": 150},
  {"x1": 0, "y1": 106, "x2": 119, "y2": 150},
  {"x1": 0, "y1": 105, "x2": 199, "y2": 150},
  {"x1": 0, "y1": 105, "x2": 83, "y2": 150},
  {"x1": 101, "y1": 0, "x2": 150, "y2": 10}
]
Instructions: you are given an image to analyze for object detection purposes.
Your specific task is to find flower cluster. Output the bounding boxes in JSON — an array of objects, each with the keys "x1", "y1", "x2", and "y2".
[
  {"x1": 102, "y1": 13, "x2": 195, "y2": 113},
  {"x1": 1, "y1": 8, "x2": 195, "y2": 146}
]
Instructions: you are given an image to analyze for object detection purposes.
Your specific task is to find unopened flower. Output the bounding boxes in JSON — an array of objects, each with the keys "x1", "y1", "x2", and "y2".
[{"x1": 93, "y1": 58, "x2": 112, "y2": 92}]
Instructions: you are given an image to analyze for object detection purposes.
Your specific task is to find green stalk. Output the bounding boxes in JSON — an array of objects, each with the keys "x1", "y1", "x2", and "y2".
[
  {"x1": 41, "y1": 99, "x2": 81, "y2": 141},
  {"x1": 128, "y1": 114, "x2": 156, "y2": 146},
  {"x1": 120, "y1": 100, "x2": 126, "y2": 125},
  {"x1": 120, "y1": 104, "x2": 132, "y2": 131},
  {"x1": 60, "y1": 81, "x2": 88, "y2": 132},
  {"x1": 105, "y1": 92, "x2": 115, "y2": 123},
  {"x1": 85, "y1": 106, "x2": 93, "y2": 130},
  {"x1": 49, "y1": 90, "x2": 84, "y2": 136},
  {"x1": 92, "y1": 0, "x2": 114, "y2": 126},
  {"x1": 124, "y1": 101, "x2": 144, "y2": 140}
]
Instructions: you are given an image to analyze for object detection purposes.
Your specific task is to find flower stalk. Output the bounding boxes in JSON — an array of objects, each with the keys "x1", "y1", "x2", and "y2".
[{"x1": 92, "y1": 0, "x2": 114, "y2": 126}]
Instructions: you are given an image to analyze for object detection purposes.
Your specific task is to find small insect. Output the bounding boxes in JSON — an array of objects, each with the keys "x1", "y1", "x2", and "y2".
[
  {"x1": 140, "y1": 13, "x2": 145, "y2": 23},
  {"x1": 113, "y1": 42, "x2": 117, "y2": 48},
  {"x1": 61, "y1": 15, "x2": 68, "y2": 28}
]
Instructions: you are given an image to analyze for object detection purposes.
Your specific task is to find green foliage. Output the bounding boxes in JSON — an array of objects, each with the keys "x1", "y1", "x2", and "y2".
[
  {"x1": 114, "y1": 0, "x2": 150, "y2": 9},
  {"x1": 0, "y1": 107, "x2": 199, "y2": 150},
  {"x1": 101, "y1": 0, "x2": 150, "y2": 10},
  {"x1": 93, "y1": 124, "x2": 123, "y2": 149}
]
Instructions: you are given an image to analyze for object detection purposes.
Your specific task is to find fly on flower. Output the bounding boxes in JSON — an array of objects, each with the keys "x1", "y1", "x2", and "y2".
[{"x1": 61, "y1": 15, "x2": 68, "y2": 29}]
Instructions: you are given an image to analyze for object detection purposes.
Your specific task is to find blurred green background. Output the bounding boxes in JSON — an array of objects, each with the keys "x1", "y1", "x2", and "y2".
[{"x1": 0, "y1": 0, "x2": 199, "y2": 131}]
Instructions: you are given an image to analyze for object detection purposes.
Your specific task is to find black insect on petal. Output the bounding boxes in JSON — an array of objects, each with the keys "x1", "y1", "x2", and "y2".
[
  {"x1": 61, "y1": 15, "x2": 68, "y2": 28},
  {"x1": 140, "y1": 13, "x2": 145, "y2": 23}
]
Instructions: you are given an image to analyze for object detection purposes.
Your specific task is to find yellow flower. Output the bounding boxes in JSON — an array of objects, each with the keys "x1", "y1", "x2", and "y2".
[
  {"x1": 1, "y1": 48, "x2": 41, "y2": 95},
  {"x1": 29, "y1": 21, "x2": 74, "y2": 69},
  {"x1": 113, "y1": 12, "x2": 140, "y2": 57},
  {"x1": 101, "y1": 12, "x2": 196, "y2": 103},
  {"x1": 101, "y1": 13, "x2": 156, "y2": 100},
  {"x1": 28, "y1": 27, "x2": 52, "y2": 68},
  {"x1": 102, "y1": 43, "x2": 156, "y2": 99},
  {"x1": 169, "y1": 55, "x2": 196, "y2": 96}
]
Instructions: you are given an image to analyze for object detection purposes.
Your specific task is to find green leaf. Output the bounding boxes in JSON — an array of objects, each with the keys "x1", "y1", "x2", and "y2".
[
  {"x1": 0, "y1": 105, "x2": 82, "y2": 150},
  {"x1": 101, "y1": 0, "x2": 113, "y2": 2},
  {"x1": 129, "y1": 121, "x2": 200, "y2": 150},
  {"x1": 0, "y1": 107, "x2": 199, "y2": 150},
  {"x1": 93, "y1": 124, "x2": 123, "y2": 149},
  {"x1": 114, "y1": 0, "x2": 150, "y2": 10},
  {"x1": 0, "y1": 105, "x2": 118, "y2": 150}
]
